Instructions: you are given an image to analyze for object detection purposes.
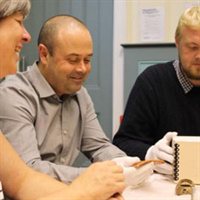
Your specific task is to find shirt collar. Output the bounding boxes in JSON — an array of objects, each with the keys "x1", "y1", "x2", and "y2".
[
  {"x1": 27, "y1": 62, "x2": 78, "y2": 101},
  {"x1": 173, "y1": 60, "x2": 193, "y2": 94},
  {"x1": 27, "y1": 62, "x2": 56, "y2": 99}
]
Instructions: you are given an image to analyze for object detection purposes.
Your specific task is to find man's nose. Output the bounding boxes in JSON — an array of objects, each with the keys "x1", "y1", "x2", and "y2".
[{"x1": 77, "y1": 61, "x2": 87, "y2": 73}]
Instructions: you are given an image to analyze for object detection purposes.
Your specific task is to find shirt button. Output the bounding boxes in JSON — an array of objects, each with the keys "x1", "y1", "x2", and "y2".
[
  {"x1": 63, "y1": 130, "x2": 68, "y2": 135},
  {"x1": 60, "y1": 157, "x2": 65, "y2": 164}
]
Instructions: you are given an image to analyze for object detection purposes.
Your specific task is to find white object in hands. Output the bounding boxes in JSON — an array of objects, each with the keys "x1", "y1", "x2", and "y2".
[
  {"x1": 124, "y1": 162, "x2": 154, "y2": 188},
  {"x1": 113, "y1": 156, "x2": 154, "y2": 188},
  {"x1": 145, "y1": 131, "x2": 178, "y2": 175},
  {"x1": 0, "y1": 182, "x2": 4, "y2": 200},
  {"x1": 112, "y1": 156, "x2": 140, "y2": 168}
]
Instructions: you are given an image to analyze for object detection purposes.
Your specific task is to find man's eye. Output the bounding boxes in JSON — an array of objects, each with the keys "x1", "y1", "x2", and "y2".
[
  {"x1": 192, "y1": 46, "x2": 198, "y2": 50},
  {"x1": 84, "y1": 59, "x2": 91, "y2": 64},
  {"x1": 68, "y1": 59, "x2": 79, "y2": 63},
  {"x1": 188, "y1": 45, "x2": 198, "y2": 50}
]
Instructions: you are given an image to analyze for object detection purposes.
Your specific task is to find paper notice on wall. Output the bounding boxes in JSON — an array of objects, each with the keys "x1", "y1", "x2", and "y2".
[{"x1": 140, "y1": 7, "x2": 164, "y2": 42}]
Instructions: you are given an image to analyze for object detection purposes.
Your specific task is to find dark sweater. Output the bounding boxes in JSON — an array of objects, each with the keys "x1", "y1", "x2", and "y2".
[{"x1": 113, "y1": 61, "x2": 200, "y2": 159}]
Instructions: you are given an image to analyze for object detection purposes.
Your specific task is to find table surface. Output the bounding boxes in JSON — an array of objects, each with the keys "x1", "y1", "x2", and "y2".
[{"x1": 122, "y1": 174, "x2": 200, "y2": 200}]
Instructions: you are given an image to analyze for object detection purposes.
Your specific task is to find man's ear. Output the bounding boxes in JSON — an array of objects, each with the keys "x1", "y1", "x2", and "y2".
[
  {"x1": 38, "y1": 44, "x2": 49, "y2": 64},
  {"x1": 175, "y1": 36, "x2": 179, "y2": 49}
]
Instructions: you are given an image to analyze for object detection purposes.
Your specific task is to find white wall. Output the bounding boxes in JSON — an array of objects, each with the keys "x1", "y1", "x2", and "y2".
[
  {"x1": 112, "y1": 1, "x2": 126, "y2": 135},
  {"x1": 125, "y1": 0, "x2": 200, "y2": 43}
]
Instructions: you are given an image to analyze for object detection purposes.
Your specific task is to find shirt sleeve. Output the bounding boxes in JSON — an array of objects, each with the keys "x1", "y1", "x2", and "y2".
[
  {"x1": 78, "y1": 88, "x2": 126, "y2": 161},
  {"x1": 0, "y1": 85, "x2": 84, "y2": 184},
  {"x1": 113, "y1": 72, "x2": 159, "y2": 160}
]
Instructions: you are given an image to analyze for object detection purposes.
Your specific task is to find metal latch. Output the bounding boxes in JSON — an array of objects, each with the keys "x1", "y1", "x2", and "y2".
[{"x1": 176, "y1": 179, "x2": 194, "y2": 199}]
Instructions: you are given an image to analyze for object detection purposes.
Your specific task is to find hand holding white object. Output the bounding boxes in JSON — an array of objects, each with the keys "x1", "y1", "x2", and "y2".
[
  {"x1": 145, "y1": 131, "x2": 178, "y2": 174},
  {"x1": 113, "y1": 156, "x2": 154, "y2": 188}
]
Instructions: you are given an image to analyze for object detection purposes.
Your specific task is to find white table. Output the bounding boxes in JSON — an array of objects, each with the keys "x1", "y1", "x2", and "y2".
[{"x1": 123, "y1": 174, "x2": 200, "y2": 200}]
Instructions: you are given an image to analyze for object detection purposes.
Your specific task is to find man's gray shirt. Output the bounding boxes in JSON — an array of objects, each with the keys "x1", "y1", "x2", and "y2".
[{"x1": 0, "y1": 62, "x2": 125, "y2": 183}]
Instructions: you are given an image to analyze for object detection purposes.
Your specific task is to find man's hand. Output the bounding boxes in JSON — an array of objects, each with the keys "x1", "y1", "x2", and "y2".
[
  {"x1": 71, "y1": 161, "x2": 125, "y2": 200},
  {"x1": 113, "y1": 156, "x2": 154, "y2": 188},
  {"x1": 145, "y1": 131, "x2": 178, "y2": 174}
]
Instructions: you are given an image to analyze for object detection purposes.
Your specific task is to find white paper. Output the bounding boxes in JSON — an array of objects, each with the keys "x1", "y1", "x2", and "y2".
[{"x1": 140, "y1": 7, "x2": 164, "y2": 42}]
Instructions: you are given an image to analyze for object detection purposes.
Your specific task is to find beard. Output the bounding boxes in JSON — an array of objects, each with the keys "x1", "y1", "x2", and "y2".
[
  {"x1": 179, "y1": 58, "x2": 200, "y2": 81},
  {"x1": 184, "y1": 67, "x2": 200, "y2": 80}
]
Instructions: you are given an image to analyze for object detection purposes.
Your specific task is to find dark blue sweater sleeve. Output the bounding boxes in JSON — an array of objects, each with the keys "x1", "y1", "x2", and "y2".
[{"x1": 113, "y1": 69, "x2": 159, "y2": 159}]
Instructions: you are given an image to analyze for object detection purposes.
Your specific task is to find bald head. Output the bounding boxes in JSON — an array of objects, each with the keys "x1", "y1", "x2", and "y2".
[{"x1": 38, "y1": 15, "x2": 91, "y2": 55}]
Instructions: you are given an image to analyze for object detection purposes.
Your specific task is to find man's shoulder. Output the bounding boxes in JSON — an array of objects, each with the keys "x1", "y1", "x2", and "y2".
[
  {"x1": 0, "y1": 72, "x2": 37, "y2": 100},
  {"x1": 145, "y1": 60, "x2": 174, "y2": 73},
  {"x1": 0, "y1": 72, "x2": 31, "y2": 88},
  {"x1": 0, "y1": 63, "x2": 37, "y2": 90},
  {"x1": 139, "y1": 60, "x2": 175, "y2": 80},
  {"x1": 134, "y1": 60, "x2": 176, "y2": 90}
]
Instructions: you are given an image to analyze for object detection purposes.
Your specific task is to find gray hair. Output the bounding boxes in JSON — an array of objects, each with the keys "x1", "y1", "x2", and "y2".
[
  {"x1": 0, "y1": 0, "x2": 31, "y2": 19},
  {"x1": 175, "y1": 6, "x2": 200, "y2": 40}
]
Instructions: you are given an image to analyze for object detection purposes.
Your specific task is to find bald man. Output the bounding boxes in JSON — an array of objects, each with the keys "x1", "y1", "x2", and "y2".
[{"x1": 0, "y1": 15, "x2": 138, "y2": 184}]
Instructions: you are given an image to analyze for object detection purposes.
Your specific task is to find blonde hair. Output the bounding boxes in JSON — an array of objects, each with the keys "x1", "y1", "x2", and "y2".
[
  {"x1": 0, "y1": 0, "x2": 30, "y2": 19},
  {"x1": 175, "y1": 6, "x2": 200, "y2": 40}
]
